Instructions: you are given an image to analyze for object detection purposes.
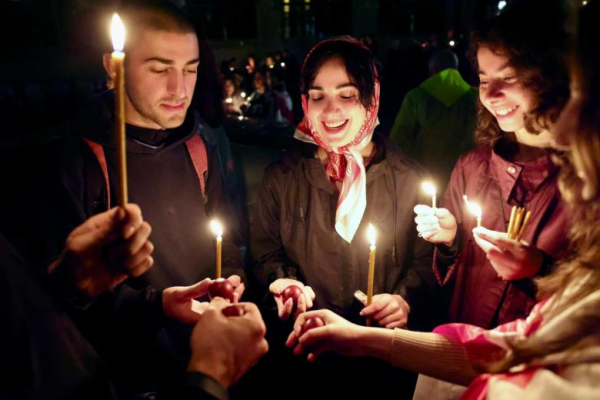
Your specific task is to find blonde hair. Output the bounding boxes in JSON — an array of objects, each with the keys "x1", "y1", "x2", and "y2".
[{"x1": 488, "y1": 0, "x2": 600, "y2": 373}]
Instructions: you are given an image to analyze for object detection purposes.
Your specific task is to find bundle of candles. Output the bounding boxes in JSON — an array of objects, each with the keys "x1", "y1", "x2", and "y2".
[{"x1": 506, "y1": 206, "x2": 531, "y2": 241}]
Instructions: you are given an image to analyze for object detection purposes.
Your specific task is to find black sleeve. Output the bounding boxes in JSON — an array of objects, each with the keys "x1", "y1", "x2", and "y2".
[
  {"x1": 251, "y1": 166, "x2": 301, "y2": 288},
  {"x1": 204, "y1": 141, "x2": 246, "y2": 283},
  {"x1": 391, "y1": 170, "x2": 440, "y2": 331},
  {"x1": 0, "y1": 234, "x2": 117, "y2": 400},
  {"x1": 28, "y1": 139, "x2": 91, "y2": 275},
  {"x1": 180, "y1": 372, "x2": 229, "y2": 400},
  {"x1": 432, "y1": 229, "x2": 464, "y2": 282},
  {"x1": 395, "y1": 219, "x2": 438, "y2": 331}
]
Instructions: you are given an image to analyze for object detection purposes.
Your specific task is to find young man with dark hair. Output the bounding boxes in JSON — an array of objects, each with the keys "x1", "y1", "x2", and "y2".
[{"x1": 25, "y1": 1, "x2": 245, "y2": 396}]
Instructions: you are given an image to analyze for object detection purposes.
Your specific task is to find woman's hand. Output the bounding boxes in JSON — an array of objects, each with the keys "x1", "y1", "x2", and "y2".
[
  {"x1": 269, "y1": 278, "x2": 315, "y2": 320},
  {"x1": 286, "y1": 310, "x2": 369, "y2": 362},
  {"x1": 414, "y1": 205, "x2": 458, "y2": 246},
  {"x1": 473, "y1": 227, "x2": 544, "y2": 280},
  {"x1": 360, "y1": 294, "x2": 410, "y2": 329}
]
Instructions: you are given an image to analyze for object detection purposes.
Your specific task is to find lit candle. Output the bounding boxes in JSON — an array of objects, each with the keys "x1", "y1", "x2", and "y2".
[
  {"x1": 241, "y1": 91, "x2": 247, "y2": 99},
  {"x1": 366, "y1": 224, "x2": 377, "y2": 327},
  {"x1": 421, "y1": 181, "x2": 437, "y2": 209},
  {"x1": 225, "y1": 97, "x2": 233, "y2": 104},
  {"x1": 110, "y1": 14, "x2": 128, "y2": 206},
  {"x1": 463, "y1": 195, "x2": 483, "y2": 227},
  {"x1": 210, "y1": 220, "x2": 223, "y2": 278}
]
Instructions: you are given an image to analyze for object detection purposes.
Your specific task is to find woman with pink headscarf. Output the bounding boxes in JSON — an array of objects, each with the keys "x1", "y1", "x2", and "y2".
[{"x1": 251, "y1": 36, "x2": 438, "y2": 399}]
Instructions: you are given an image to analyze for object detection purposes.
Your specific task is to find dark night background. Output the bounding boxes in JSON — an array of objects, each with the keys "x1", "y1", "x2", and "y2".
[{"x1": 0, "y1": 0, "x2": 506, "y2": 142}]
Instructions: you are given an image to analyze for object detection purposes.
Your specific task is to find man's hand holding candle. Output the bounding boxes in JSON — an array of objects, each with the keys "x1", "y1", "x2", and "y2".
[
  {"x1": 48, "y1": 204, "x2": 154, "y2": 297},
  {"x1": 472, "y1": 227, "x2": 544, "y2": 280}
]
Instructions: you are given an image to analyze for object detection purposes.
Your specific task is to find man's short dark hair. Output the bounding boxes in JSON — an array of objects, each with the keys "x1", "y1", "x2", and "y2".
[{"x1": 119, "y1": 0, "x2": 195, "y2": 49}]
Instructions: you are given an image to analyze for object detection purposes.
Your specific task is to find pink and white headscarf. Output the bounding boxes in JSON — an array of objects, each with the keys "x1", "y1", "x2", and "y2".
[{"x1": 294, "y1": 37, "x2": 380, "y2": 243}]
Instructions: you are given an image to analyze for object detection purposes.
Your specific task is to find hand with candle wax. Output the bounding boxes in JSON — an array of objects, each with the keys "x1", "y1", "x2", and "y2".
[
  {"x1": 270, "y1": 278, "x2": 315, "y2": 320},
  {"x1": 360, "y1": 293, "x2": 410, "y2": 329},
  {"x1": 472, "y1": 227, "x2": 544, "y2": 281},
  {"x1": 413, "y1": 205, "x2": 458, "y2": 246}
]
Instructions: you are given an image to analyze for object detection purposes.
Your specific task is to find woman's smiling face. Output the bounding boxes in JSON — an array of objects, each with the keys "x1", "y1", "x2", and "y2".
[
  {"x1": 307, "y1": 57, "x2": 367, "y2": 148},
  {"x1": 477, "y1": 46, "x2": 534, "y2": 133}
]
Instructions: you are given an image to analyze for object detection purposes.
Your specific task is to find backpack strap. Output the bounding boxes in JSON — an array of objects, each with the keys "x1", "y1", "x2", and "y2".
[
  {"x1": 184, "y1": 134, "x2": 208, "y2": 198},
  {"x1": 83, "y1": 135, "x2": 207, "y2": 207},
  {"x1": 83, "y1": 138, "x2": 111, "y2": 210}
]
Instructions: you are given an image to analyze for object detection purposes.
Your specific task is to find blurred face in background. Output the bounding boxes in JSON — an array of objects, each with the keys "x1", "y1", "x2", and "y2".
[{"x1": 224, "y1": 79, "x2": 236, "y2": 97}]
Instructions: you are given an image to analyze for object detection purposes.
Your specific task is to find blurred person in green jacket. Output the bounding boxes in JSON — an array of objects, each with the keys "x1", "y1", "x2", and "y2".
[{"x1": 390, "y1": 50, "x2": 477, "y2": 191}]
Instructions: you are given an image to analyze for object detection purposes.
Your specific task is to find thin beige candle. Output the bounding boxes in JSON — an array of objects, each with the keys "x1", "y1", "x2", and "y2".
[
  {"x1": 210, "y1": 220, "x2": 223, "y2": 278},
  {"x1": 110, "y1": 14, "x2": 128, "y2": 206},
  {"x1": 366, "y1": 224, "x2": 377, "y2": 327},
  {"x1": 507, "y1": 206, "x2": 517, "y2": 239},
  {"x1": 517, "y1": 210, "x2": 532, "y2": 241},
  {"x1": 512, "y1": 208, "x2": 525, "y2": 239}
]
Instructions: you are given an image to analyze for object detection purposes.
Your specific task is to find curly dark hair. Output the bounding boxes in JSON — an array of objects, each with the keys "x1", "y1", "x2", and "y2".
[
  {"x1": 469, "y1": 1, "x2": 570, "y2": 146},
  {"x1": 299, "y1": 36, "x2": 380, "y2": 111}
]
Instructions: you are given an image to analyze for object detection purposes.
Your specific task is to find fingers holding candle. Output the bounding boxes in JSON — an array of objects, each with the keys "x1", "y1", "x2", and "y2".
[
  {"x1": 413, "y1": 205, "x2": 458, "y2": 245},
  {"x1": 473, "y1": 226, "x2": 544, "y2": 280},
  {"x1": 360, "y1": 293, "x2": 409, "y2": 329}
]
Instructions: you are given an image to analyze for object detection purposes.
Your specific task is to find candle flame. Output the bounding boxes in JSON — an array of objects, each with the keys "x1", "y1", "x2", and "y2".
[
  {"x1": 225, "y1": 98, "x2": 233, "y2": 104},
  {"x1": 463, "y1": 195, "x2": 482, "y2": 218},
  {"x1": 367, "y1": 224, "x2": 377, "y2": 247},
  {"x1": 210, "y1": 220, "x2": 223, "y2": 237},
  {"x1": 421, "y1": 181, "x2": 437, "y2": 197},
  {"x1": 111, "y1": 13, "x2": 126, "y2": 52}
]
